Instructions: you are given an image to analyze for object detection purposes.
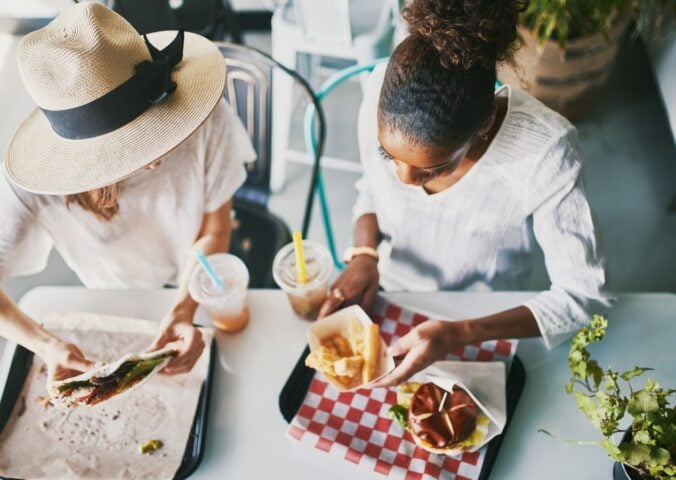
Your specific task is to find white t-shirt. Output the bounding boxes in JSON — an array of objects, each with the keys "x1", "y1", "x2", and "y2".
[
  {"x1": 0, "y1": 100, "x2": 254, "y2": 288},
  {"x1": 355, "y1": 64, "x2": 611, "y2": 349}
]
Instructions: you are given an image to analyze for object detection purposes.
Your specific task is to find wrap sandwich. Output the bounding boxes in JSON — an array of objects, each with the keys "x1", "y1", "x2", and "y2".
[{"x1": 49, "y1": 348, "x2": 177, "y2": 407}]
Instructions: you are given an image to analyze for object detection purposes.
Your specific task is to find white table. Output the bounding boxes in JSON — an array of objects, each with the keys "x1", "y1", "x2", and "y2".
[{"x1": 1, "y1": 288, "x2": 674, "y2": 480}]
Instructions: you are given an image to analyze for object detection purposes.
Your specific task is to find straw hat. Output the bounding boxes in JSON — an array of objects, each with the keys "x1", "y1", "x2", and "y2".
[{"x1": 4, "y1": 2, "x2": 226, "y2": 195}]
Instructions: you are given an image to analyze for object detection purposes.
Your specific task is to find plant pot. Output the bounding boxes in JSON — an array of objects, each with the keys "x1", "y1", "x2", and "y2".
[
  {"x1": 497, "y1": 20, "x2": 629, "y2": 120},
  {"x1": 614, "y1": 462, "x2": 657, "y2": 480},
  {"x1": 612, "y1": 431, "x2": 657, "y2": 480}
]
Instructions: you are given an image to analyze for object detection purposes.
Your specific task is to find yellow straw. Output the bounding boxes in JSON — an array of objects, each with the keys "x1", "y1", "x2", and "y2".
[{"x1": 292, "y1": 231, "x2": 309, "y2": 285}]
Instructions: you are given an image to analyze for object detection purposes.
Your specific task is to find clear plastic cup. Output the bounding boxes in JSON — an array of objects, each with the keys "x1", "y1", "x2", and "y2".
[
  {"x1": 188, "y1": 253, "x2": 250, "y2": 333},
  {"x1": 272, "y1": 240, "x2": 333, "y2": 321}
]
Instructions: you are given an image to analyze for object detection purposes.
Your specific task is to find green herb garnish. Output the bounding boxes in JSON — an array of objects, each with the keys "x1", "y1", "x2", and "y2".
[
  {"x1": 117, "y1": 356, "x2": 167, "y2": 392},
  {"x1": 139, "y1": 439, "x2": 163, "y2": 454},
  {"x1": 388, "y1": 404, "x2": 410, "y2": 432}
]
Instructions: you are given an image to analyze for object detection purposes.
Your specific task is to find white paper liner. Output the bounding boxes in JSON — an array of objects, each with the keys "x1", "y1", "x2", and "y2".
[
  {"x1": 0, "y1": 312, "x2": 213, "y2": 480},
  {"x1": 307, "y1": 305, "x2": 395, "y2": 392},
  {"x1": 408, "y1": 361, "x2": 507, "y2": 455}
]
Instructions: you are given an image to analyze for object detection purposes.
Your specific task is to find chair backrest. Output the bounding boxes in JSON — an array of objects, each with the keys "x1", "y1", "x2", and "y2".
[
  {"x1": 293, "y1": 0, "x2": 394, "y2": 50},
  {"x1": 215, "y1": 43, "x2": 327, "y2": 286},
  {"x1": 217, "y1": 43, "x2": 274, "y2": 207},
  {"x1": 294, "y1": 0, "x2": 353, "y2": 48}
]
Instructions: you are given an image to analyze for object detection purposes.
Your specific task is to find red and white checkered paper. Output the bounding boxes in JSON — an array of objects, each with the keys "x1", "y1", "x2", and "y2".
[{"x1": 287, "y1": 296, "x2": 517, "y2": 480}]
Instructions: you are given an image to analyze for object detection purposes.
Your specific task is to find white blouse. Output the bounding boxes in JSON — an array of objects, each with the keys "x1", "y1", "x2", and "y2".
[
  {"x1": 354, "y1": 64, "x2": 611, "y2": 349},
  {"x1": 0, "y1": 100, "x2": 254, "y2": 289}
]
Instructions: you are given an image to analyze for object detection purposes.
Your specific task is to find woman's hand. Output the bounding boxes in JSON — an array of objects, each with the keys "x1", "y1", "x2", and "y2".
[
  {"x1": 147, "y1": 311, "x2": 204, "y2": 375},
  {"x1": 370, "y1": 306, "x2": 539, "y2": 388},
  {"x1": 0, "y1": 288, "x2": 93, "y2": 382},
  {"x1": 319, "y1": 256, "x2": 380, "y2": 317},
  {"x1": 41, "y1": 341, "x2": 94, "y2": 382},
  {"x1": 370, "y1": 320, "x2": 471, "y2": 388}
]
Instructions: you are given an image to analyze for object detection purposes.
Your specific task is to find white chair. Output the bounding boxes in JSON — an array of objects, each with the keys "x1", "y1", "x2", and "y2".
[{"x1": 270, "y1": 0, "x2": 400, "y2": 192}]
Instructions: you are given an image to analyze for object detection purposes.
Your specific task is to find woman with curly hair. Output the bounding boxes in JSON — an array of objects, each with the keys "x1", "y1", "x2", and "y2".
[{"x1": 320, "y1": 0, "x2": 611, "y2": 385}]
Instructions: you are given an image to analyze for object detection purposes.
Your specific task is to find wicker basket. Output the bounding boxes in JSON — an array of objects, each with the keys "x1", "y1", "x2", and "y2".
[{"x1": 498, "y1": 20, "x2": 629, "y2": 120}]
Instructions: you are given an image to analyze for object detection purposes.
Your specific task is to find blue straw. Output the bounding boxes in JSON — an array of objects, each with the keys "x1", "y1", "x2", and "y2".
[{"x1": 194, "y1": 248, "x2": 225, "y2": 290}]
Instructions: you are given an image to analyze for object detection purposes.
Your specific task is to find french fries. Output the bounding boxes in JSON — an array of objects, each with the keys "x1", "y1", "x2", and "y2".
[
  {"x1": 362, "y1": 323, "x2": 381, "y2": 384},
  {"x1": 334, "y1": 356, "x2": 364, "y2": 378},
  {"x1": 305, "y1": 318, "x2": 382, "y2": 389}
]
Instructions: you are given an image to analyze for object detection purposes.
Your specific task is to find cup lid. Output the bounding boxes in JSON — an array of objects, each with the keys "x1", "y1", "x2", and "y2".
[
  {"x1": 272, "y1": 240, "x2": 333, "y2": 295},
  {"x1": 188, "y1": 253, "x2": 249, "y2": 305}
]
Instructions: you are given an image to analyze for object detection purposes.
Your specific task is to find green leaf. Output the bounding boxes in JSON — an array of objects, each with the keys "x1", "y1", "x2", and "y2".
[
  {"x1": 618, "y1": 442, "x2": 652, "y2": 466},
  {"x1": 588, "y1": 360, "x2": 604, "y2": 389},
  {"x1": 565, "y1": 382, "x2": 574, "y2": 394},
  {"x1": 599, "y1": 438, "x2": 623, "y2": 462},
  {"x1": 576, "y1": 392, "x2": 600, "y2": 425},
  {"x1": 628, "y1": 391, "x2": 660, "y2": 415},
  {"x1": 590, "y1": 315, "x2": 608, "y2": 335},
  {"x1": 621, "y1": 367, "x2": 654, "y2": 381},
  {"x1": 542, "y1": 15, "x2": 558, "y2": 47},
  {"x1": 387, "y1": 405, "x2": 409, "y2": 432},
  {"x1": 649, "y1": 447, "x2": 670, "y2": 466},
  {"x1": 557, "y1": 11, "x2": 569, "y2": 48},
  {"x1": 633, "y1": 429, "x2": 652, "y2": 444},
  {"x1": 569, "y1": 349, "x2": 587, "y2": 379},
  {"x1": 604, "y1": 371, "x2": 619, "y2": 393},
  {"x1": 568, "y1": 349, "x2": 583, "y2": 363}
]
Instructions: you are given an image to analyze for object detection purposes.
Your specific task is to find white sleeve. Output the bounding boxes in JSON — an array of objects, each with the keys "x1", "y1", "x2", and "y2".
[
  {"x1": 203, "y1": 99, "x2": 255, "y2": 212},
  {"x1": 522, "y1": 131, "x2": 612, "y2": 349},
  {"x1": 0, "y1": 172, "x2": 53, "y2": 278},
  {"x1": 352, "y1": 176, "x2": 376, "y2": 223}
]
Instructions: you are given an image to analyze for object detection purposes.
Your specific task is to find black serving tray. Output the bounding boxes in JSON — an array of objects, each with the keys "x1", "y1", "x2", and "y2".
[
  {"x1": 0, "y1": 339, "x2": 216, "y2": 480},
  {"x1": 279, "y1": 346, "x2": 526, "y2": 480}
]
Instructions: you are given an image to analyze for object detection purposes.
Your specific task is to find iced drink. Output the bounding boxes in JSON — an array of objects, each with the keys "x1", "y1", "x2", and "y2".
[
  {"x1": 273, "y1": 240, "x2": 333, "y2": 321},
  {"x1": 188, "y1": 253, "x2": 250, "y2": 333}
]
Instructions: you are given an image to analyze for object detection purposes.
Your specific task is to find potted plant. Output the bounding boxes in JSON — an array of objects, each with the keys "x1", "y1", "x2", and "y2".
[
  {"x1": 498, "y1": 0, "x2": 673, "y2": 119},
  {"x1": 540, "y1": 315, "x2": 675, "y2": 479}
]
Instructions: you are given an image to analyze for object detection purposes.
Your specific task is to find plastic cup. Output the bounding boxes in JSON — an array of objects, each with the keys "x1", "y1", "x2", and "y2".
[
  {"x1": 272, "y1": 240, "x2": 333, "y2": 321},
  {"x1": 188, "y1": 253, "x2": 250, "y2": 333}
]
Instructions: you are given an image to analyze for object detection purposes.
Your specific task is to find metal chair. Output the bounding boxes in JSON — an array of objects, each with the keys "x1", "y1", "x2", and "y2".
[
  {"x1": 303, "y1": 59, "x2": 388, "y2": 270},
  {"x1": 217, "y1": 43, "x2": 326, "y2": 287},
  {"x1": 269, "y1": 0, "x2": 398, "y2": 192}
]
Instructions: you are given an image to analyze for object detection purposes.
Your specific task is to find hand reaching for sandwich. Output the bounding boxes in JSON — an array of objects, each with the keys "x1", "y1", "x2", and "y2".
[
  {"x1": 147, "y1": 312, "x2": 204, "y2": 375},
  {"x1": 369, "y1": 320, "x2": 466, "y2": 388},
  {"x1": 370, "y1": 305, "x2": 538, "y2": 387},
  {"x1": 42, "y1": 340, "x2": 94, "y2": 382}
]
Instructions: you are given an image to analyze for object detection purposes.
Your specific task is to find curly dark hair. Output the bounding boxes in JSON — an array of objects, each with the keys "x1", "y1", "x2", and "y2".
[{"x1": 378, "y1": 0, "x2": 526, "y2": 149}]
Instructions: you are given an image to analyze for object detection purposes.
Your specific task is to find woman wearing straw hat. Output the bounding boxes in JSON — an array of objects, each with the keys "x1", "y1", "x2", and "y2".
[
  {"x1": 320, "y1": 0, "x2": 611, "y2": 386},
  {"x1": 0, "y1": 3, "x2": 256, "y2": 380}
]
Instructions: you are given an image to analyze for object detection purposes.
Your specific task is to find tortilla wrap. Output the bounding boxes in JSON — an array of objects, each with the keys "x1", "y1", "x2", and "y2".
[{"x1": 49, "y1": 348, "x2": 177, "y2": 407}]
